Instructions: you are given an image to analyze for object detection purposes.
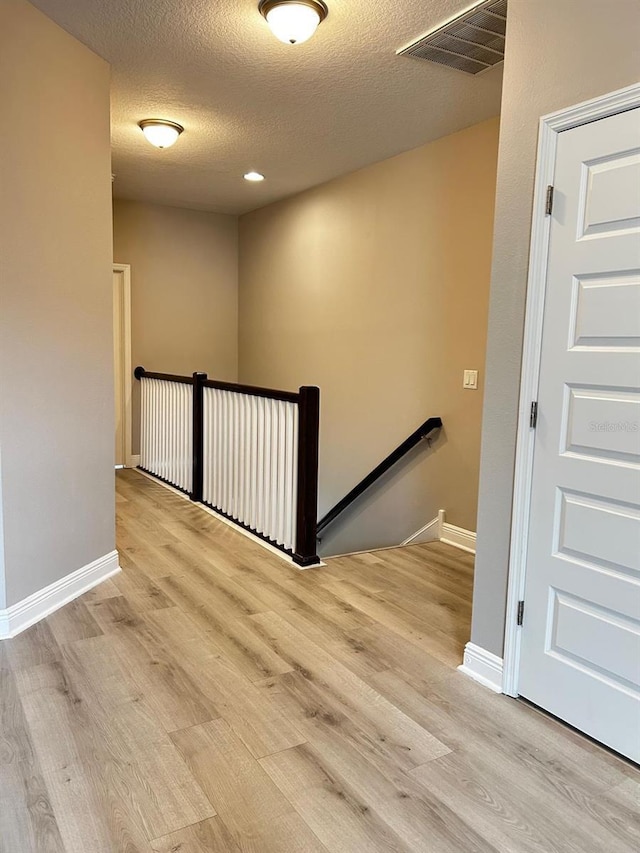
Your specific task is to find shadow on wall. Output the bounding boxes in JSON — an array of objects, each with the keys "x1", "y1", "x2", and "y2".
[{"x1": 317, "y1": 428, "x2": 448, "y2": 557}]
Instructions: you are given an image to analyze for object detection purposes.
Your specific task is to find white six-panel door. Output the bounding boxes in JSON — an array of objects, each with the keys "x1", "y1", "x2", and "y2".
[{"x1": 519, "y1": 107, "x2": 640, "y2": 762}]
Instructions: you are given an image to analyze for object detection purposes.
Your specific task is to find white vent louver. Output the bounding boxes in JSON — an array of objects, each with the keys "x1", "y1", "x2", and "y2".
[{"x1": 398, "y1": 0, "x2": 507, "y2": 76}]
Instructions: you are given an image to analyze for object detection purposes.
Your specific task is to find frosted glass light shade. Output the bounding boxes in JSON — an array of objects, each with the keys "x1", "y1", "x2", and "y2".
[
  {"x1": 259, "y1": 0, "x2": 328, "y2": 45},
  {"x1": 138, "y1": 120, "x2": 184, "y2": 149}
]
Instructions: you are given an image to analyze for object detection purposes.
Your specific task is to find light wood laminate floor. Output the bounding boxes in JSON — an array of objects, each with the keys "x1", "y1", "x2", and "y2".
[{"x1": 1, "y1": 469, "x2": 638, "y2": 852}]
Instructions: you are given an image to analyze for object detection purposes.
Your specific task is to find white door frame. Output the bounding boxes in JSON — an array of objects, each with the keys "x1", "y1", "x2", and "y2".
[
  {"x1": 502, "y1": 82, "x2": 640, "y2": 697},
  {"x1": 113, "y1": 263, "x2": 134, "y2": 468}
]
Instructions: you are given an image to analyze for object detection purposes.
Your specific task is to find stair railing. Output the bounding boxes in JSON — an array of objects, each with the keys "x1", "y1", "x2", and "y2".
[
  {"x1": 316, "y1": 416, "x2": 443, "y2": 539},
  {"x1": 134, "y1": 367, "x2": 320, "y2": 567}
]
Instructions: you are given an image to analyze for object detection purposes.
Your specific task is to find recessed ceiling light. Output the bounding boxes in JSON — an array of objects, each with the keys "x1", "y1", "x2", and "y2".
[
  {"x1": 244, "y1": 171, "x2": 265, "y2": 182},
  {"x1": 138, "y1": 119, "x2": 184, "y2": 149},
  {"x1": 259, "y1": 0, "x2": 328, "y2": 45}
]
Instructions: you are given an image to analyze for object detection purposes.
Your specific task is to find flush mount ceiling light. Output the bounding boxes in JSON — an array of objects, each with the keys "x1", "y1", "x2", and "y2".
[
  {"x1": 244, "y1": 171, "x2": 265, "y2": 182},
  {"x1": 259, "y1": 0, "x2": 328, "y2": 45},
  {"x1": 138, "y1": 119, "x2": 184, "y2": 149}
]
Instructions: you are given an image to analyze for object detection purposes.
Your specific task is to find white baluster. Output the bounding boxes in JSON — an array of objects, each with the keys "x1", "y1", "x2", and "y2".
[
  {"x1": 237, "y1": 393, "x2": 245, "y2": 523},
  {"x1": 215, "y1": 389, "x2": 222, "y2": 508},
  {"x1": 255, "y1": 397, "x2": 267, "y2": 533},
  {"x1": 270, "y1": 398, "x2": 279, "y2": 541},
  {"x1": 283, "y1": 402, "x2": 294, "y2": 550},
  {"x1": 224, "y1": 391, "x2": 230, "y2": 514}
]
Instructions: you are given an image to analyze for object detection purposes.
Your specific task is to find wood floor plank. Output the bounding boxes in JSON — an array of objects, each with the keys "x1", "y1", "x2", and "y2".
[
  {"x1": 411, "y1": 747, "x2": 640, "y2": 853},
  {"x1": 80, "y1": 576, "x2": 121, "y2": 603},
  {"x1": 315, "y1": 575, "x2": 464, "y2": 666},
  {"x1": 4, "y1": 619, "x2": 62, "y2": 671},
  {"x1": 338, "y1": 552, "x2": 473, "y2": 618},
  {"x1": 14, "y1": 661, "x2": 146, "y2": 853},
  {"x1": 46, "y1": 597, "x2": 104, "y2": 645},
  {"x1": 84, "y1": 596, "x2": 220, "y2": 732},
  {"x1": 245, "y1": 611, "x2": 451, "y2": 772},
  {"x1": 274, "y1": 605, "x2": 390, "y2": 680},
  {"x1": 350, "y1": 622, "x2": 454, "y2": 687},
  {"x1": 145, "y1": 607, "x2": 306, "y2": 758},
  {"x1": 15, "y1": 640, "x2": 215, "y2": 850},
  {"x1": 59, "y1": 637, "x2": 217, "y2": 842},
  {"x1": 258, "y1": 679, "x2": 495, "y2": 853},
  {"x1": 161, "y1": 549, "x2": 271, "y2": 618},
  {"x1": 369, "y1": 668, "x2": 639, "y2": 851},
  {"x1": 0, "y1": 760, "x2": 66, "y2": 853},
  {"x1": 1, "y1": 665, "x2": 33, "y2": 766},
  {"x1": 1, "y1": 469, "x2": 637, "y2": 853},
  {"x1": 111, "y1": 563, "x2": 175, "y2": 612},
  {"x1": 232, "y1": 561, "x2": 381, "y2": 640},
  {"x1": 156, "y1": 572, "x2": 293, "y2": 682},
  {"x1": 171, "y1": 719, "x2": 328, "y2": 853},
  {"x1": 151, "y1": 817, "x2": 242, "y2": 853},
  {"x1": 260, "y1": 744, "x2": 411, "y2": 853},
  {"x1": 369, "y1": 667, "x2": 632, "y2": 794},
  {"x1": 0, "y1": 665, "x2": 66, "y2": 853}
]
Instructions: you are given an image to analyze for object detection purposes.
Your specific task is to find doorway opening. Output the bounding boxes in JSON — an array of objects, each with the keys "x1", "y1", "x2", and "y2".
[{"x1": 113, "y1": 263, "x2": 133, "y2": 468}]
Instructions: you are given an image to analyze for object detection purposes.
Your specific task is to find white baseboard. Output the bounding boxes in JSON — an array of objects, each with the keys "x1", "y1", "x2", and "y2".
[
  {"x1": 458, "y1": 642, "x2": 503, "y2": 692},
  {"x1": 134, "y1": 468, "x2": 325, "y2": 570},
  {"x1": 401, "y1": 513, "x2": 440, "y2": 546},
  {"x1": 403, "y1": 510, "x2": 475, "y2": 554},
  {"x1": 0, "y1": 550, "x2": 121, "y2": 639},
  {"x1": 441, "y1": 521, "x2": 476, "y2": 554}
]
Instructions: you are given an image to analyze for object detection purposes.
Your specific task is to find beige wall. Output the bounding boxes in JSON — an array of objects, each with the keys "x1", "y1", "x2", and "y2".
[
  {"x1": 0, "y1": 0, "x2": 114, "y2": 606},
  {"x1": 473, "y1": 0, "x2": 640, "y2": 657},
  {"x1": 239, "y1": 118, "x2": 499, "y2": 555},
  {"x1": 113, "y1": 200, "x2": 238, "y2": 453}
]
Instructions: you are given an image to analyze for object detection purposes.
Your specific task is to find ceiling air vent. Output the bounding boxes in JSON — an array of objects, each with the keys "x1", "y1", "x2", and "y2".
[{"x1": 398, "y1": 0, "x2": 507, "y2": 75}]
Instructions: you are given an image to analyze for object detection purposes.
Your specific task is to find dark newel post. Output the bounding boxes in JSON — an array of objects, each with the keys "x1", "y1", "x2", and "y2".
[
  {"x1": 191, "y1": 372, "x2": 207, "y2": 502},
  {"x1": 294, "y1": 385, "x2": 320, "y2": 566}
]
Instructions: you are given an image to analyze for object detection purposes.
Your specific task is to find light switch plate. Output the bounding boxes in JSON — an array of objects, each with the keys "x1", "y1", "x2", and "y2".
[{"x1": 463, "y1": 369, "x2": 478, "y2": 390}]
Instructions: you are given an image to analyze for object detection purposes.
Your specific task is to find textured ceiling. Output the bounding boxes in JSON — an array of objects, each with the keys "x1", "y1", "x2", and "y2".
[{"x1": 31, "y1": 0, "x2": 503, "y2": 214}]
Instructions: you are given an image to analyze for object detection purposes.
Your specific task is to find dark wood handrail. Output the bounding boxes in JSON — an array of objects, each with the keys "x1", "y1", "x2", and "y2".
[
  {"x1": 316, "y1": 416, "x2": 443, "y2": 538},
  {"x1": 134, "y1": 366, "x2": 300, "y2": 403},
  {"x1": 134, "y1": 366, "x2": 194, "y2": 385},
  {"x1": 202, "y1": 378, "x2": 300, "y2": 404}
]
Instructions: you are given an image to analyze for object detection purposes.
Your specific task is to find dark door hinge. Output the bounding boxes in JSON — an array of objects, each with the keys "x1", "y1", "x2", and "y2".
[
  {"x1": 545, "y1": 185, "x2": 554, "y2": 216},
  {"x1": 517, "y1": 600, "x2": 525, "y2": 626},
  {"x1": 530, "y1": 401, "x2": 538, "y2": 429}
]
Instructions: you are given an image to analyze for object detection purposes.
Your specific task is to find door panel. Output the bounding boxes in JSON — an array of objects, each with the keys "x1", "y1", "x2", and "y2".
[
  {"x1": 519, "y1": 107, "x2": 640, "y2": 762},
  {"x1": 580, "y1": 148, "x2": 640, "y2": 237},
  {"x1": 570, "y1": 271, "x2": 640, "y2": 349},
  {"x1": 563, "y1": 385, "x2": 640, "y2": 463},
  {"x1": 557, "y1": 489, "x2": 640, "y2": 576}
]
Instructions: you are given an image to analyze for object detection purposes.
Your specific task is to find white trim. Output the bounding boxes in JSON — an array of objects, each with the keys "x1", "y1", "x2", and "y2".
[
  {"x1": 441, "y1": 522, "x2": 476, "y2": 554},
  {"x1": 503, "y1": 82, "x2": 640, "y2": 698},
  {"x1": 199, "y1": 502, "x2": 326, "y2": 570},
  {"x1": 0, "y1": 550, "x2": 120, "y2": 639},
  {"x1": 325, "y1": 542, "x2": 433, "y2": 559},
  {"x1": 458, "y1": 642, "x2": 503, "y2": 692},
  {"x1": 113, "y1": 264, "x2": 134, "y2": 468},
  {"x1": 134, "y1": 468, "x2": 325, "y2": 569},
  {"x1": 401, "y1": 513, "x2": 440, "y2": 546},
  {"x1": 334, "y1": 509, "x2": 474, "y2": 555}
]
